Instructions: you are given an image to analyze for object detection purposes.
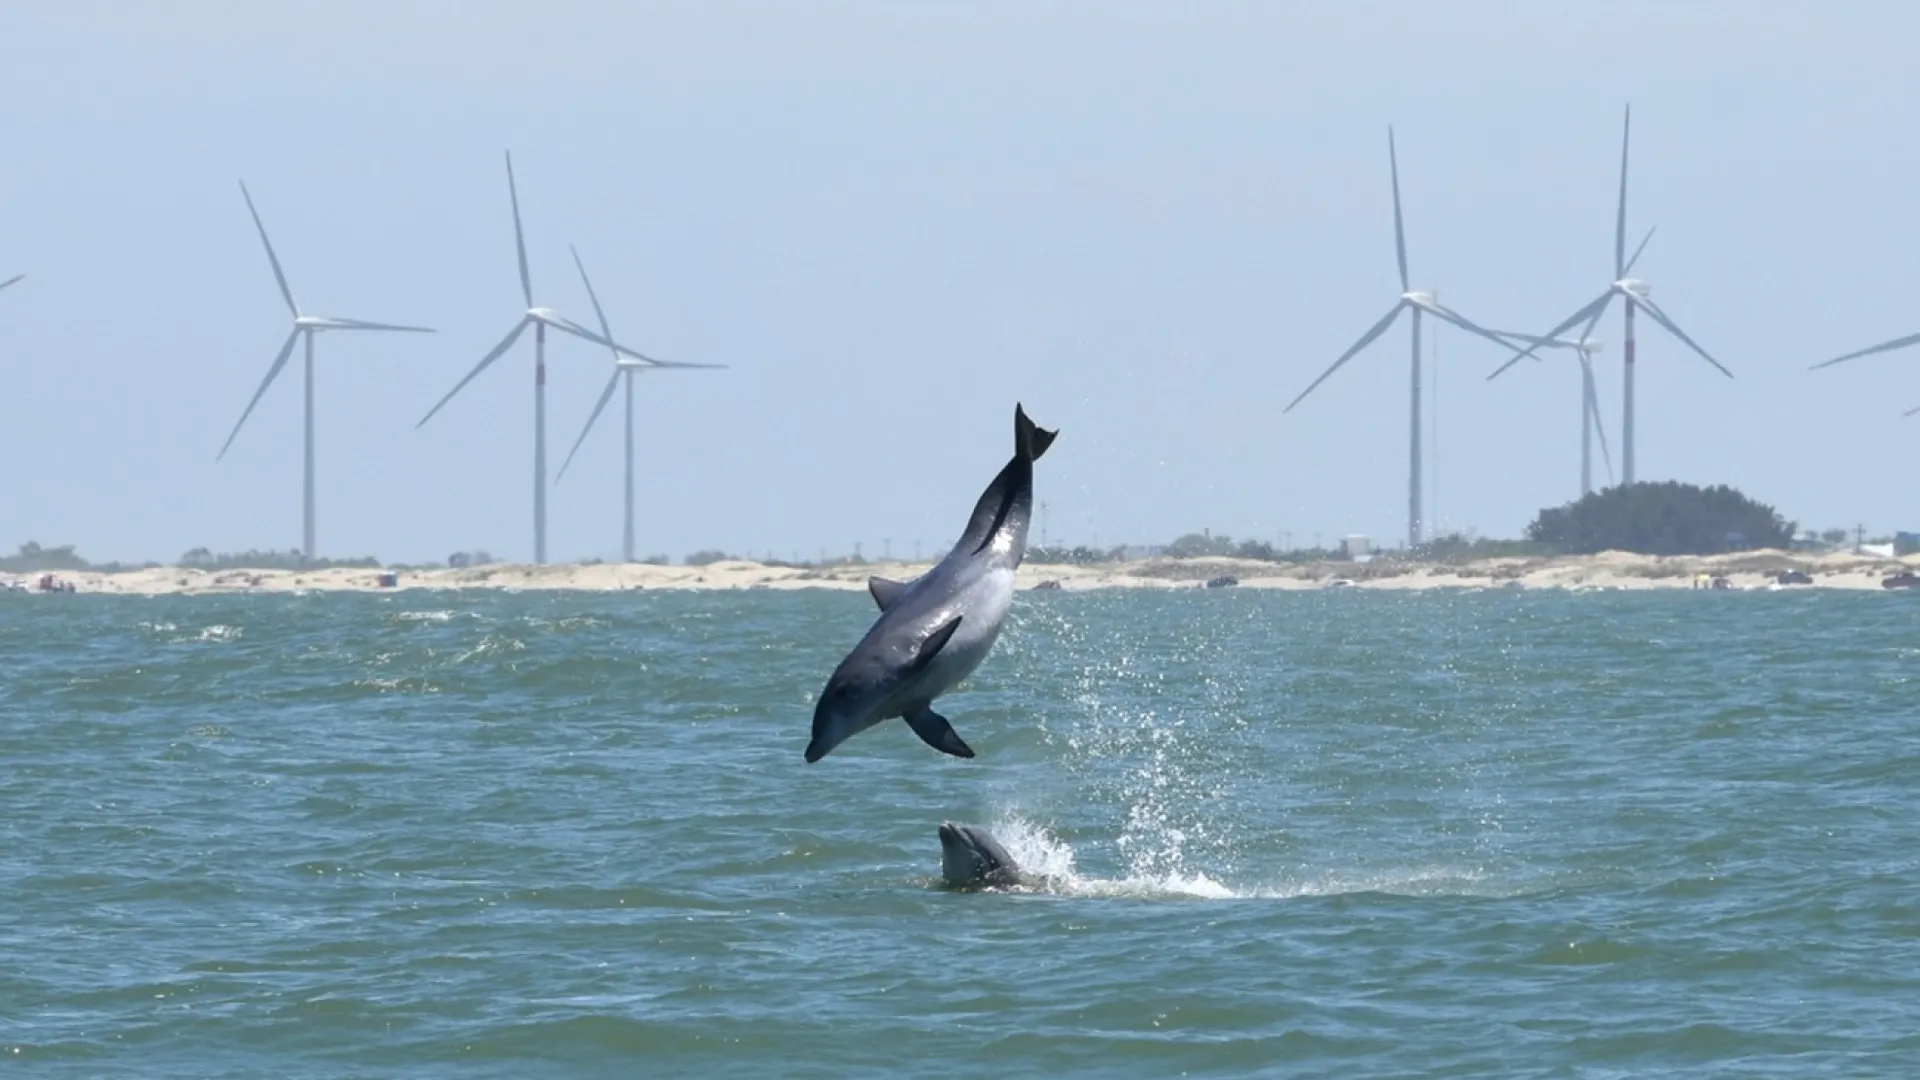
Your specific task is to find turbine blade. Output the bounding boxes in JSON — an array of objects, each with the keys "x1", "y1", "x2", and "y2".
[
  {"x1": 541, "y1": 313, "x2": 644, "y2": 357},
  {"x1": 1623, "y1": 224, "x2": 1656, "y2": 276},
  {"x1": 1483, "y1": 328, "x2": 1572, "y2": 349},
  {"x1": 1904, "y1": 404, "x2": 1920, "y2": 417},
  {"x1": 1283, "y1": 302, "x2": 1404, "y2": 413},
  {"x1": 1486, "y1": 291, "x2": 1614, "y2": 381},
  {"x1": 217, "y1": 328, "x2": 302, "y2": 459},
  {"x1": 561, "y1": 251, "x2": 726, "y2": 369},
  {"x1": 323, "y1": 317, "x2": 436, "y2": 333},
  {"x1": 0, "y1": 274, "x2": 22, "y2": 291},
  {"x1": 505, "y1": 151, "x2": 533, "y2": 309},
  {"x1": 569, "y1": 245, "x2": 619, "y2": 358},
  {"x1": 416, "y1": 317, "x2": 530, "y2": 428},
  {"x1": 239, "y1": 180, "x2": 298, "y2": 316},
  {"x1": 1615, "y1": 104, "x2": 1631, "y2": 278},
  {"x1": 1422, "y1": 301, "x2": 1534, "y2": 359},
  {"x1": 1808, "y1": 331, "x2": 1920, "y2": 371},
  {"x1": 1637, "y1": 296, "x2": 1732, "y2": 378},
  {"x1": 557, "y1": 369, "x2": 621, "y2": 482},
  {"x1": 1573, "y1": 292, "x2": 1612, "y2": 351},
  {"x1": 1582, "y1": 355, "x2": 1615, "y2": 482},
  {"x1": 622, "y1": 358, "x2": 729, "y2": 370},
  {"x1": 1389, "y1": 127, "x2": 1409, "y2": 292}
]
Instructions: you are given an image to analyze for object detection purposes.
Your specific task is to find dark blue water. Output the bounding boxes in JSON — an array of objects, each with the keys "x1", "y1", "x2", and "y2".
[{"x1": 3, "y1": 588, "x2": 1916, "y2": 1077}]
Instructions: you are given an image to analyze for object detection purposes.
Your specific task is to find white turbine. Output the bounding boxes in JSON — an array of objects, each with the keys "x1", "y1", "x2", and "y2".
[
  {"x1": 1283, "y1": 126, "x2": 1532, "y2": 549},
  {"x1": 217, "y1": 180, "x2": 434, "y2": 561},
  {"x1": 1488, "y1": 329, "x2": 1615, "y2": 497},
  {"x1": 415, "y1": 151, "x2": 661, "y2": 565},
  {"x1": 1809, "y1": 332, "x2": 1920, "y2": 418},
  {"x1": 555, "y1": 246, "x2": 726, "y2": 563},
  {"x1": 1488, "y1": 106, "x2": 1732, "y2": 484},
  {"x1": 1487, "y1": 224, "x2": 1654, "y2": 497}
]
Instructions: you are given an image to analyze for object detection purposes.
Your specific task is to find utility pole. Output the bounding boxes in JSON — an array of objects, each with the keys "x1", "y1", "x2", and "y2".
[
  {"x1": 914, "y1": 540, "x2": 922, "y2": 561},
  {"x1": 1040, "y1": 501, "x2": 1050, "y2": 550},
  {"x1": 882, "y1": 537, "x2": 892, "y2": 560},
  {"x1": 1855, "y1": 523, "x2": 1866, "y2": 553}
]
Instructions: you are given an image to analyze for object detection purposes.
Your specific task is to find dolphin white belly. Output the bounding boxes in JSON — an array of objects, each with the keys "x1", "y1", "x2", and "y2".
[{"x1": 909, "y1": 567, "x2": 1014, "y2": 703}]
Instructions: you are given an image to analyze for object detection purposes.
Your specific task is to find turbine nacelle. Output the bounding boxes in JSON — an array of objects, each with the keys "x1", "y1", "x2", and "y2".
[
  {"x1": 1401, "y1": 289, "x2": 1436, "y2": 306},
  {"x1": 1616, "y1": 278, "x2": 1652, "y2": 300}
]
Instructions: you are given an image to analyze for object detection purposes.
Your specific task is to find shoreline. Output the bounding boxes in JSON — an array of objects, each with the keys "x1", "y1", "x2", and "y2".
[{"x1": 8, "y1": 549, "x2": 1919, "y2": 597}]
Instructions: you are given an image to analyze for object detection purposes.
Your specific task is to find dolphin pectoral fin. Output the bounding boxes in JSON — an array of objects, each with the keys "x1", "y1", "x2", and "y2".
[
  {"x1": 868, "y1": 576, "x2": 909, "y2": 611},
  {"x1": 904, "y1": 705, "x2": 975, "y2": 758},
  {"x1": 909, "y1": 616, "x2": 963, "y2": 672}
]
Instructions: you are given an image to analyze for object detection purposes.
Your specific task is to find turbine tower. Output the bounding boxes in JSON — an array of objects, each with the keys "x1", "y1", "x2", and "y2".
[
  {"x1": 555, "y1": 246, "x2": 726, "y2": 563},
  {"x1": 416, "y1": 152, "x2": 659, "y2": 565},
  {"x1": 1488, "y1": 106, "x2": 1732, "y2": 484},
  {"x1": 217, "y1": 181, "x2": 434, "y2": 560},
  {"x1": 1809, "y1": 332, "x2": 1920, "y2": 417},
  {"x1": 1283, "y1": 126, "x2": 1531, "y2": 549}
]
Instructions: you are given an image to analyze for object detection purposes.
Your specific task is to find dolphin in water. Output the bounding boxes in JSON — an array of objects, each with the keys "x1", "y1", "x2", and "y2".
[
  {"x1": 937, "y1": 821, "x2": 1031, "y2": 889},
  {"x1": 804, "y1": 403, "x2": 1058, "y2": 763}
]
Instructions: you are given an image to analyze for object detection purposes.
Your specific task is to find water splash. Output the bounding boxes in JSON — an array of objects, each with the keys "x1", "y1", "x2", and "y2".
[
  {"x1": 980, "y1": 810, "x2": 1542, "y2": 901},
  {"x1": 983, "y1": 811, "x2": 1236, "y2": 900}
]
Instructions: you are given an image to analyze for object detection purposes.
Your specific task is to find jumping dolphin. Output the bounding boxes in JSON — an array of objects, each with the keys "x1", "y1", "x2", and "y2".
[
  {"x1": 937, "y1": 822, "x2": 1030, "y2": 889},
  {"x1": 803, "y1": 403, "x2": 1058, "y2": 763}
]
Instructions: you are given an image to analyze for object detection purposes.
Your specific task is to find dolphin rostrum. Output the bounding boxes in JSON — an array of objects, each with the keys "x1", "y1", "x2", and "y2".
[
  {"x1": 937, "y1": 822, "x2": 1031, "y2": 889},
  {"x1": 804, "y1": 403, "x2": 1058, "y2": 763}
]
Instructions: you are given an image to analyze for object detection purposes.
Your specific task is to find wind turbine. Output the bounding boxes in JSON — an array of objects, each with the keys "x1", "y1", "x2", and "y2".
[
  {"x1": 1282, "y1": 126, "x2": 1533, "y2": 549},
  {"x1": 1809, "y1": 332, "x2": 1920, "y2": 417},
  {"x1": 1487, "y1": 329, "x2": 1615, "y2": 497},
  {"x1": 555, "y1": 245, "x2": 727, "y2": 563},
  {"x1": 1485, "y1": 224, "x2": 1653, "y2": 497},
  {"x1": 216, "y1": 180, "x2": 434, "y2": 560},
  {"x1": 416, "y1": 151, "x2": 660, "y2": 565},
  {"x1": 1487, "y1": 106, "x2": 1732, "y2": 484}
]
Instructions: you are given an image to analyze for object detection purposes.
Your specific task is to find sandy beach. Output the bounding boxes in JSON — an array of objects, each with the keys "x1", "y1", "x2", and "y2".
[{"x1": 9, "y1": 549, "x2": 1919, "y2": 597}]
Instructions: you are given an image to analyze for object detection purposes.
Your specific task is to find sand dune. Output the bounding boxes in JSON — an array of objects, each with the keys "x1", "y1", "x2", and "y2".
[{"x1": 9, "y1": 549, "x2": 1919, "y2": 596}]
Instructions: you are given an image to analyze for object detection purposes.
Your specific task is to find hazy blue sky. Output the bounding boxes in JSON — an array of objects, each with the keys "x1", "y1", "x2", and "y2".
[{"x1": 2, "y1": 2, "x2": 1915, "y2": 564}]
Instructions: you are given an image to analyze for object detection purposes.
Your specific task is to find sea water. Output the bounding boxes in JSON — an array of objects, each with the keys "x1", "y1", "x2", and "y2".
[{"x1": 2, "y1": 587, "x2": 1916, "y2": 1077}]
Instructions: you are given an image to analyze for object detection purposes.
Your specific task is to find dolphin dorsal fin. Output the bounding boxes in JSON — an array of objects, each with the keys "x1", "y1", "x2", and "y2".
[
  {"x1": 910, "y1": 615, "x2": 963, "y2": 672},
  {"x1": 868, "y1": 576, "x2": 909, "y2": 611}
]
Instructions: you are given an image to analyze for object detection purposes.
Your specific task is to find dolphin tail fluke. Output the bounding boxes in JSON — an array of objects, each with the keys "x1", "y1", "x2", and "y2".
[
  {"x1": 905, "y1": 705, "x2": 975, "y2": 759},
  {"x1": 1014, "y1": 403, "x2": 1058, "y2": 463}
]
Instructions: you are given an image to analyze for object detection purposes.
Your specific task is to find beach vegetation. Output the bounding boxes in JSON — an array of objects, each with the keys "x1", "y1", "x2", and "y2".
[{"x1": 1526, "y1": 481, "x2": 1795, "y2": 555}]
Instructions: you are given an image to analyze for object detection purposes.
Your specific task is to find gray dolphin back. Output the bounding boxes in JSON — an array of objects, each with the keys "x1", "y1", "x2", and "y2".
[{"x1": 948, "y1": 404, "x2": 1059, "y2": 562}]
